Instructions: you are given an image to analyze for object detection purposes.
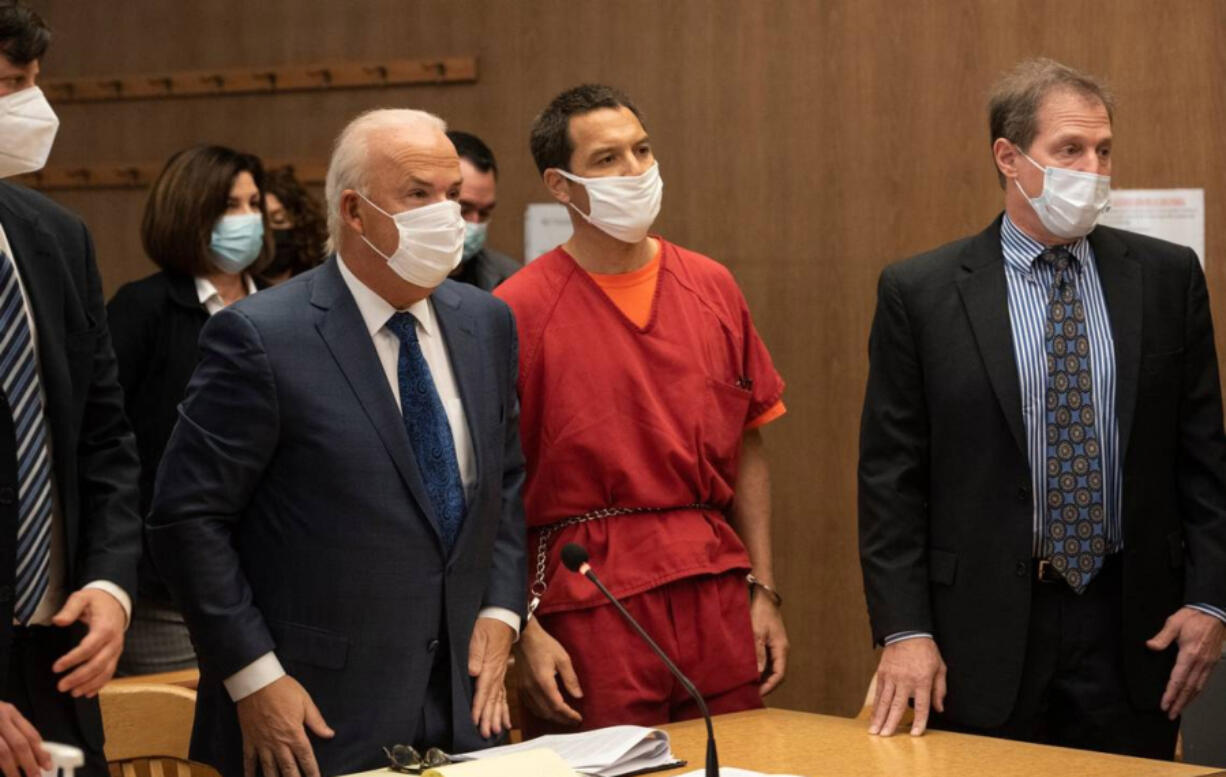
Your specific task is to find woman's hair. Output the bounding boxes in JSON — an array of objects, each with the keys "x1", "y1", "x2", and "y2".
[
  {"x1": 262, "y1": 165, "x2": 328, "y2": 279},
  {"x1": 141, "y1": 145, "x2": 271, "y2": 277}
]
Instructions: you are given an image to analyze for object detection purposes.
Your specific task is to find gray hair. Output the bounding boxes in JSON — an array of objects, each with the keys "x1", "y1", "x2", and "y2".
[
  {"x1": 324, "y1": 108, "x2": 448, "y2": 251},
  {"x1": 988, "y1": 58, "x2": 1114, "y2": 187}
]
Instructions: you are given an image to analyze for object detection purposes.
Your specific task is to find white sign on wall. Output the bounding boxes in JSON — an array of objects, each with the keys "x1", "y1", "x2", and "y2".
[
  {"x1": 524, "y1": 203, "x2": 573, "y2": 263},
  {"x1": 1099, "y1": 188, "x2": 1205, "y2": 267}
]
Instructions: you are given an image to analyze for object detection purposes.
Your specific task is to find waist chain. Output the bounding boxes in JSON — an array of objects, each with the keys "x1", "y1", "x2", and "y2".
[{"x1": 526, "y1": 503, "x2": 718, "y2": 620}]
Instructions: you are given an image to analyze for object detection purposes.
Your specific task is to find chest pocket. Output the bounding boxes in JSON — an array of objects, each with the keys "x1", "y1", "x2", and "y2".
[{"x1": 703, "y1": 377, "x2": 751, "y2": 474}]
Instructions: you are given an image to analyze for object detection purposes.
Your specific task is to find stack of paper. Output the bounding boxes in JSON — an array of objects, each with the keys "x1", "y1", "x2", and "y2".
[{"x1": 455, "y1": 725, "x2": 683, "y2": 776}]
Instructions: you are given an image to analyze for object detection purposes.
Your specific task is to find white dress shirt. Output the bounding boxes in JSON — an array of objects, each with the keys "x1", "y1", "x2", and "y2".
[
  {"x1": 0, "y1": 221, "x2": 131, "y2": 627},
  {"x1": 194, "y1": 274, "x2": 257, "y2": 315},
  {"x1": 224, "y1": 256, "x2": 519, "y2": 701}
]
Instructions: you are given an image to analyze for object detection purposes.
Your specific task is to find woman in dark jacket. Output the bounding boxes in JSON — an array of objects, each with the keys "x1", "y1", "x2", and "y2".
[{"x1": 107, "y1": 145, "x2": 271, "y2": 675}]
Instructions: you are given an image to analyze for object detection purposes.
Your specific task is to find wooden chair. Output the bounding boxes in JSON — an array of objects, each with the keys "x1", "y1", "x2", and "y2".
[
  {"x1": 108, "y1": 669, "x2": 199, "y2": 691},
  {"x1": 100, "y1": 681, "x2": 219, "y2": 777}
]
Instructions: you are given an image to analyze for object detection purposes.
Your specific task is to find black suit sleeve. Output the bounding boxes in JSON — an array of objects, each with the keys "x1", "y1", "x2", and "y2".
[
  {"x1": 858, "y1": 266, "x2": 933, "y2": 645},
  {"x1": 105, "y1": 283, "x2": 155, "y2": 413},
  {"x1": 1175, "y1": 251, "x2": 1226, "y2": 610},
  {"x1": 146, "y1": 307, "x2": 279, "y2": 679},
  {"x1": 73, "y1": 220, "x2": 142, "y2": 595},
  {"x1": 481, "y1": 303, "x2": 527, "y2": 617}
]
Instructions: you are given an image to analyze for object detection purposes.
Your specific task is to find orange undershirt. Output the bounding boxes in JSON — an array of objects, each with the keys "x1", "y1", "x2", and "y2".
[{"x1": 586, "y1": 245, "x2": 786, "y2": 429}]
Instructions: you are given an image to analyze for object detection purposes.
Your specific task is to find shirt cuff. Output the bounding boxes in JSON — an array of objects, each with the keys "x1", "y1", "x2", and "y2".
[
  {"x1": 479, "y1": 607, "x2": 521, "y2": 641},
  {"x1": 1186, "y1": 603, "x2": 1226, "y2": 624},
  {"x1": 224, "y1": 653, "x2": 286, "y2": 702},
  {"x1": 746, "y1": 400, "x2": 787, "y2": 430},
  {"x1": 82, "y1": 581, "x2": 132, "y2": 629},
  {"x1": 883, "y1": 630, "x2": 934, "y2": 646}
]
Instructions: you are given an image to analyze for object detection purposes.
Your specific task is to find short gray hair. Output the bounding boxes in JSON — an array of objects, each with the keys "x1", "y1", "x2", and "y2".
[
  {"x1": 988, "y1": 58, "x2": 1114, "y2": 187},
  {"x1": 324, "y1": 108, "x2": 448, "y2": 251}
]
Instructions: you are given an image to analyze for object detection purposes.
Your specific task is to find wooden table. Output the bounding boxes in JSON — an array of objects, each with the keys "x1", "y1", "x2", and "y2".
[{"x1": 655, "y1": 709, "x2": 1224, "y2": 777}]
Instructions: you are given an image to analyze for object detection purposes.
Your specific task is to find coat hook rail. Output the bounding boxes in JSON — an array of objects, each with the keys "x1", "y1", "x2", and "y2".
[{"x1": 40, "y1": 57, "x2": 477, "y2": 103}]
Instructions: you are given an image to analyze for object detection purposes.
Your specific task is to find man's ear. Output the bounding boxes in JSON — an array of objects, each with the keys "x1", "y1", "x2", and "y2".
[
  {"x1": 993, "y1": 138, "x2": 1022, "y2": 182},
  {"x1": 340, "y1": 190, "x2": 364, "y2": 234},
  {"x1": 542, "y1": 169, "x2": 572, "y2": 205}
]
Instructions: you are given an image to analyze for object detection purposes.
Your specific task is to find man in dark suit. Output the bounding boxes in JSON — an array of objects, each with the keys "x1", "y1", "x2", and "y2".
[
  {"x1": 148, "y1": 108, "x2": 525, "y2": 777},
  {"x1": 445, "y1": 131, "x2": 520, "y2": 292},
  {"x1": 858, "y1": 57, "x2": 1226, "y2": 758},
  {"x1": 0, "y1": 3, "x2": 142, "y2": 774}
]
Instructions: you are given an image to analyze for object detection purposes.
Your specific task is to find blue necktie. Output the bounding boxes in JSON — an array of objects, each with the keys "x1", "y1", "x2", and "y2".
[
  {"x1": 0, "y1": 250, "x2": 53, "y2": 623},
  {"x1": 1040, "y1": 247, "x2": 1106, "y2": 593},
  {"x1": 386, "y1": 311, "x2": 466, "y2": 552}
]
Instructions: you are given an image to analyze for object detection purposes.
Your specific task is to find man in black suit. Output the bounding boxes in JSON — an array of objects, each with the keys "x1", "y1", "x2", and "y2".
[
  {"x1": 148, "y1": 108, "x2": 525, "y2": 776},
  {"x1": 0, "y1": 3, "x2": 142, "y2": 774},
  {"x1": 858, "y1": 57, "x2": 1226, "y2": 758}
]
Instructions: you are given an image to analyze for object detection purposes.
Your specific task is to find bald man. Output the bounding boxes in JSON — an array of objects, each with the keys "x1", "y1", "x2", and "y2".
[{"x1": 148, "y1": 109, "x2": 525, "y2": 776}]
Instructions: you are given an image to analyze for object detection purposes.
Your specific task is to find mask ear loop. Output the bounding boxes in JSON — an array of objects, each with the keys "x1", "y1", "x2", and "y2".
[
  {"x1": 550, "y1": 168, "x2": 596, "y2": 224},
  {"x1": 352, "y1": 192, "x2": 397, "y2": 261},
  {"x1": 1010, "y1": 143, "x2": 1047, "y2": 202}
]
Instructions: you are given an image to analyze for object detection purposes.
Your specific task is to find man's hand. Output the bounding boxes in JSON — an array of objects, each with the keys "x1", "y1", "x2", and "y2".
[
  {"x1": 236, "y1": 675, "x2": 334, "y2": 777},
  {"x1": 868, "y1": 638, "x2": 947, "y2": 737},
  {"x1": 0, "y1": 703, "x2": 50, "y2": 777},
  {"x1": 468, "y1": 618, "x2": 514, "y2": 739},
  {"x1": 1147, "y1": 607, "x2": 1225, "y2": 720},
  {"x1": 750, "y1": 593, "x2": 789, "y2": 695},
  {"x1": 516, "y1": 618, "x2": 583, "y2": 726},
  {"x1": 51, "y1": 588, "x2": 127, "y2": 697}
]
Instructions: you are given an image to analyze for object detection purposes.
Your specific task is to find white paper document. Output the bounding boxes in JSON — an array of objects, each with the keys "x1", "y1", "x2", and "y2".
[
  {"x1": 1099, "y1": 188, "x2": 1205, "y2": 266},
  {"x1": 455, "y1": 725, "x2": 681, "y2": 776},
  {"x1": 671, "y1": 764, "x2": 804, "y2": 769}
]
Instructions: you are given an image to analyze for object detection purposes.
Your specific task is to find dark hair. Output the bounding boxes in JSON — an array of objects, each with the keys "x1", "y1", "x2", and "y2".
[
  {"x1": 0, "y1": 1, "x2": 50, "y2": 65},
  {"x1": 447, "y1": 130, "x2": 498, "y2": 178},
  {"x1": 259, "y1": 165, "x2": 328, "y2": 281},
  {"x1": 529, "y1": 84, "x2": 645, "y2": 174},
  {"x1": 988, "y1": 58, "x2": 1115, "y2": 187},
  {"x1": 141, "y1": 145, "x2": 271, "y2": 277}
]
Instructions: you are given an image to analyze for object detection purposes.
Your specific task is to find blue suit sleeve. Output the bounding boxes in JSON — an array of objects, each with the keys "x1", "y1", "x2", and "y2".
[
  {"x1": 146, "y1": 306, "x2": 280, "y2": 679},
  {"x1": 481, "y1": 302, "x2": 527, "y2": 617}
]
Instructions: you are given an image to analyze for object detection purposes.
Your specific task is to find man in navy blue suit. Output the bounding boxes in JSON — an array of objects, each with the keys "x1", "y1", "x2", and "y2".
[{"x1": 148, "y1": 109, "x2": 525, "y2": 777}]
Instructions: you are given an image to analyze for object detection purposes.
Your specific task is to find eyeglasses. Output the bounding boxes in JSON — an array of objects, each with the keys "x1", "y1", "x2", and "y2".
[{"x1": 383, "y1": 745, "x2": 453, "y2": 774}]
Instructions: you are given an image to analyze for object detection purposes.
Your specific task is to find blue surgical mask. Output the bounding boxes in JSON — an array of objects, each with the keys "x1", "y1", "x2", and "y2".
[
  {"x1": 210, "y1": 213, "x2": 264, "y2": 274},
  {"x1": 462, "y1": 221, "x2": 488, "y2": 261}
]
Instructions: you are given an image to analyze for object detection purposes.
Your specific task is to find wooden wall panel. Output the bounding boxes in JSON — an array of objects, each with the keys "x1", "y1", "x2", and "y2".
[{"x1": 27, "y1": 0, "x2": 1226, "y2": 717}]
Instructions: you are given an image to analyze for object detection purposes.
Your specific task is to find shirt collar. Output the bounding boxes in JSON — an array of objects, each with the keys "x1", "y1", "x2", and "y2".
[
  {"x1": 1000, "y1": 213, "x2": 1093, "y2": 275},
  {"x1": 335, "y1": 254, "x2": 435, "y2": 338},
  {"x1": 194, "y1": 274, "x2": 257, "y2": 306}
]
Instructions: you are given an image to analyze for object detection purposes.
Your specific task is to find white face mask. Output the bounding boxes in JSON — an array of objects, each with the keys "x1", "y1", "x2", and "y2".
[
  {"x1": 356, "y1": 195, "x2": 465, "y2": 288},
  {"x1": 0, "y1": 87, "x2": 60, "y2": 179},
  {"x1": 1015, "y1": 148, "x2": 1111, "y2": 239},
  {"x1": 554, "y1": 162, "x2": 662, "y2": 243}
]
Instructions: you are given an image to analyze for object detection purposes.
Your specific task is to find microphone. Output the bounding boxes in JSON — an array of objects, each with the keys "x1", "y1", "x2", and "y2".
[{"x1": 560, "y1": 543, "x2": 719, "y2": 777}]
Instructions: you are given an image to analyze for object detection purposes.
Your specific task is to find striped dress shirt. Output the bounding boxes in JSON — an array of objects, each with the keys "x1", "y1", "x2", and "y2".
[{"x1": 884, "y1": 216, "x2": 1224, "y2": 646}]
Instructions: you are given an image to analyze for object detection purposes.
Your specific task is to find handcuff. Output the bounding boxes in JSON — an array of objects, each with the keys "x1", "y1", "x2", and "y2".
[{"x1": 747, "y1": 573, "x2": 783, "y2": 607}]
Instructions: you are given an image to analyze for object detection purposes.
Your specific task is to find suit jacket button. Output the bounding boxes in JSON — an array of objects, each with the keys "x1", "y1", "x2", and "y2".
[
  {"x1": 0, "y1": 487, "x2": 14, "y2": 505},
  {"x1": 1015, "y1": 561, "x2": 1028, "y2": 577},
  {"x1": 426, "y1": 639, "x2": 440, "y2": 653},
  {"x1": 1016, "y1": 486, "x2": 1030, "y2": 503}
]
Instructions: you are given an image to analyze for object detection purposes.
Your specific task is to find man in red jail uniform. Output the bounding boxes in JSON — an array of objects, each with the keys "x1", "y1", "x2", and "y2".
[{"x1": 495, "y1": 84, "x2": 789, "y2": 734}]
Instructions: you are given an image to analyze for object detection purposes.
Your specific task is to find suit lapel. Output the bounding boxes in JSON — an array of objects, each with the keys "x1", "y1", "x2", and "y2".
[
  {"x1": 430, "y1": 281, "x2": 487, "y2": 558},
  {"x1": 955, "y1": 218, "x2": 1027, "y2": 456},
  {"x1": 0, "y1": 188, "x2": 74, "y2": 479},
  {"x1": 310, "y1": 258, "x2": 445, "y2": 545},
  {"x1": 1089, "y1": 227, "x2": 1141, "y2": 457}
]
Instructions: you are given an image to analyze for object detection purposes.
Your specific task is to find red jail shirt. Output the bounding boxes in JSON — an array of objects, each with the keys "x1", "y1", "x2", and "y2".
[{"x1": 495, "y1": 237, "x2": 785, "y2": 614}]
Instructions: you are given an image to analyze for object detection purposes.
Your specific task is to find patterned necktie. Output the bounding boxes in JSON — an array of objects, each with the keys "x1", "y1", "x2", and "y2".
[
  {"x1": 0, "y1": 250, "x2": 53, "y2": 623},
  {"x1": 1040, "y1": 247, "x2": 1106, "y2": 593},
  {"x1": 386, "y1": 311, "x2": 466, "y2": 553}
]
